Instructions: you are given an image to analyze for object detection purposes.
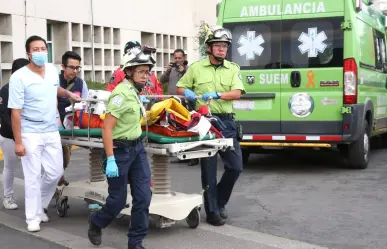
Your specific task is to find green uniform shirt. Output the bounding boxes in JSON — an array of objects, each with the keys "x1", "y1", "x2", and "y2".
[
  {"x1": 106, "y1": 79, "x2": 142, "y2": 140},
  {"x1": 176, "y1": 56, "x2": 245, "y2": 113}
]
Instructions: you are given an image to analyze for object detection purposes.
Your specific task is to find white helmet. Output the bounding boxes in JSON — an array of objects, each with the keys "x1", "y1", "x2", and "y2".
[{"x1": 121, "y1": 46, "x2": 156, "y2": 71}]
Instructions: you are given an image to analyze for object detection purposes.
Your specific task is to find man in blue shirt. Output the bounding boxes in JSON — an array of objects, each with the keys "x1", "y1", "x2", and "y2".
[
  {"x1": 8, "y1": 35, "x2": 81, "y2": 233},
  {"x1": 0, "y1": 58, "x2": 29, "y2": 210}
]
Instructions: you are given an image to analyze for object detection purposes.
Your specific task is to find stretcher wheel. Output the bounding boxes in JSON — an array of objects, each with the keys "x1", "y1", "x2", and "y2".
[
  {"x1": 186, "y1": 207, "x2": 200, "y2": 229},
  {"x1": 56, "y1": 197, "x2": 69, "y2": 217}
]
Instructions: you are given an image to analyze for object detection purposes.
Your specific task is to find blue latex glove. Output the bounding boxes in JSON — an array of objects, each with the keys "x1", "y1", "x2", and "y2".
[
  {"x1": 202, "y1": 92, "x2": 221, "y2": 101},
  {"x1": 58, "y1": 126, "x2": 64, "y2": 131},
  {"x1": 105, "y1": 156, "x2": 119, "y2": 178},
  {"x1": 140, "y1": 95, "x2": 149, "y2": 104},
  {"x1": 184, "y1": 89, "x2": 197, "y2": 102}
]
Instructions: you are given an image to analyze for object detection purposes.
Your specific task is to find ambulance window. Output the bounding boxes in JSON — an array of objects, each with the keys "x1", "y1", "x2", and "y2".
[
  {"x1": 224, "y1": 21, "x2": 281, "y2": 69},
  {"x1": 281, "y1": 17, "x2": 344, "y2": 68},
  {"x1": 373, "y1": 30, "x2": 386, "y2": 70}
]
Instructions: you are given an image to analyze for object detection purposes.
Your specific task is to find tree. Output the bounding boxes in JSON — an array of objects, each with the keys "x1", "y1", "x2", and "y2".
[{"x1": 195, "y1": 20, "x2": 208, "y2": 59}]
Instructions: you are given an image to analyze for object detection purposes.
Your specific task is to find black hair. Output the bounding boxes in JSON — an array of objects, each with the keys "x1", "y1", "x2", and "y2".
[
  {"x1": 11, "y1": 58, "x2": 29, "y2": 74},
  {"x1": 25, "y1": 35, "x2": 47, "y2": 53},
  {"x1": 173, "y1": 49, "x2": 185, "y2": 56},
  {"x1": 62, "y1": 51, "x2": 82, "y2": 65}
]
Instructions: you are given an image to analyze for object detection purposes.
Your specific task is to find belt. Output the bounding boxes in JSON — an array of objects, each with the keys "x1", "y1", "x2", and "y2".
[
  {"x1": 211, "y1": 113, "x2": 235, "y2": 120},
  {"x1": 113, "y1": 138, "x2": 140, "y2": 148}
]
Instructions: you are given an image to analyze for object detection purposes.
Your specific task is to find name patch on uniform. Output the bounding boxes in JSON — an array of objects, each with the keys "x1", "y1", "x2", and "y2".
[{"x1": 112, "y1": 96, "x2": 122, "y2": 107}]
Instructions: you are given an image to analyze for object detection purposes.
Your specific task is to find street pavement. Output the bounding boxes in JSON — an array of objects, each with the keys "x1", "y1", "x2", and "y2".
[
  {"x1": 0, "y1": 223, "x2": 66, "y2": 249},
  {"x1": 0, "y1": 144, "x2": 387, "y2": 249}
]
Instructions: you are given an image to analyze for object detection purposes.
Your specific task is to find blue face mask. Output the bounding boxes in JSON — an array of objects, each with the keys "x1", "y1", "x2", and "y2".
[{"x1": 31, "y1": 52, "x2": 48, "y2": 66}]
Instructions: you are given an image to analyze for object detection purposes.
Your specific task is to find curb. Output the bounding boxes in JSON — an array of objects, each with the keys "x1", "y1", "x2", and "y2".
[{"x1": 0, "y1": 211, "x2": 115, "y2": 249}]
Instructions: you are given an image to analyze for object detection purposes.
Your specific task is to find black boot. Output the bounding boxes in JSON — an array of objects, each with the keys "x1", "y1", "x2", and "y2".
[
  {"x1": 206, "y1": 213, "x2": 226, "y2": 226},
  {"x1": 219, "y1": 207, "x2": 228, "y2": 219},
  {"x1": 88, "y1": 216, "x2": 102, "y2": 246},
  {"x1": 128, "y1": 245, "x2": 145, "y2": 249}
]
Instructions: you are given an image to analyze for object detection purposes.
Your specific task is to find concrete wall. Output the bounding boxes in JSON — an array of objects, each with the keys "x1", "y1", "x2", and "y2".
[{"x1": 0, "y1": 0, "x2": 217, "y2": 84}]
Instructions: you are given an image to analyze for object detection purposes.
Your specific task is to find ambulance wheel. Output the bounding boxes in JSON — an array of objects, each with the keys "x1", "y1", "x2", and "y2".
[
  {"x1": 186, "y1": 207, "x2": 200, "y2": 229},
  {"x1": 56, "y1": 197, "x2": 69, "y2": 217},
  {"x1": 242, "y1": 149, "x2": 250, "y2": 165},
  {"x1": 347, "y1": 120, "x2": 370, "y2": 169}
]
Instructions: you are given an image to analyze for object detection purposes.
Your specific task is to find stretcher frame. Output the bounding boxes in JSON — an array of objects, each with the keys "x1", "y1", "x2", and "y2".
[{"x1": 55, "y1": 96, "x2": 234, "y2": 229}]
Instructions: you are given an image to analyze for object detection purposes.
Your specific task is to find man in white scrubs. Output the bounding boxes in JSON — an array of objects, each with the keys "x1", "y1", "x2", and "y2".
[{"x1": 8, "y1": 35, "x2": 81, "y2": 232}]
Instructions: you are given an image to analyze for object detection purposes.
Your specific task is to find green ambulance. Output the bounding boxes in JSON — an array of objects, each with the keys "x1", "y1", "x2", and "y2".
[{"x1": 217, "y1": 0, "x2": 387, "y2": 169}]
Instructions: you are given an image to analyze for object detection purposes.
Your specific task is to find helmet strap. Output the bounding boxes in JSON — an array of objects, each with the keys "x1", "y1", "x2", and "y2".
[{"x1": 125, "y1": 70, "x2": 145, "y2": 92}]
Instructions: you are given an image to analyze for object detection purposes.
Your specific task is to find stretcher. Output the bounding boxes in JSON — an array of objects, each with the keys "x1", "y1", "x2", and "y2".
[{"x1": 55, "y1": 95, "x2": 234, "y2": 229}]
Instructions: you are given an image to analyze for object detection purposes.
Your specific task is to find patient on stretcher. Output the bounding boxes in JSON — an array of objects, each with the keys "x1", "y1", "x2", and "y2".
[{"x1": 60, "y1": 94, "x2": 225, "y2": 143}]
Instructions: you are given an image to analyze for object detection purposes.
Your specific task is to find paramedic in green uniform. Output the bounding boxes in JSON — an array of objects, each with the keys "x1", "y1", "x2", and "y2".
[
  {"x1": 177, "y1": 26, "x2": 245, "y2": 226},
  {"x1": 88, "y1": 47, "x2": 154, "y2": 249}
]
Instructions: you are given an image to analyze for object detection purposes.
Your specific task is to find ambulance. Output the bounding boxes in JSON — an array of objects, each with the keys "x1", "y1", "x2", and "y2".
[{"x1": 217, "y1": 0, "x2": 387, "y2": 169}]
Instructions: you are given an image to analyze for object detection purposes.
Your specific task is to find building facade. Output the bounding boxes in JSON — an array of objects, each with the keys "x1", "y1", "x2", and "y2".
[
  {"x1": 373, "y1": 0, "x2": 387, "y2": 14},
  {"x1": 0, "y1": 0, "x2": 217, "y2": 85}
]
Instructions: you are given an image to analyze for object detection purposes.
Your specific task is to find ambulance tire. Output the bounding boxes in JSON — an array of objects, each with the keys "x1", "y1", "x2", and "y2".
[
  {"x1": 379, "y1": 132, "x2": 387, "y2": 148},
  {"x1": 347, "y1": 120, "x2": 370, "y2": 169},
  {"x1": 242, "y1": 149, "x2": 250, "y2": 165}
]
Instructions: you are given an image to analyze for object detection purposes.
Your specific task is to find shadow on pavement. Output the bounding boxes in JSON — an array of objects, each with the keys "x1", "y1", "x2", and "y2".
[{"x1": 242, "y1": 137, "x2": 387, "y2": 173}]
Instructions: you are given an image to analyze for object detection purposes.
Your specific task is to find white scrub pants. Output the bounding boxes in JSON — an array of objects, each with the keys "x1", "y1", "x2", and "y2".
[
  {"x1": 0, "y1": 135, "x2": 19, "y2": 198},
  {"x1": 21, "y1": 131, "x2": 63, "y2": 225}
]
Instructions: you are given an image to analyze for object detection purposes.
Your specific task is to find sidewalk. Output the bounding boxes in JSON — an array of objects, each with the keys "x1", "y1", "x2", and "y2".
[
  {"x1": 0, "y1": 223, "x2": 66, "y2": 249},
  {"x1": 0, "y1": 176, "x2": 329, "y2": 249}
]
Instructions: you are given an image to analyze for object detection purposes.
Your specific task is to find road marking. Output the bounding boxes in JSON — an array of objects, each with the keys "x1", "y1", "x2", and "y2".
[{"x1": 2, "y1": 175, "x2": 329, "y2": 249}]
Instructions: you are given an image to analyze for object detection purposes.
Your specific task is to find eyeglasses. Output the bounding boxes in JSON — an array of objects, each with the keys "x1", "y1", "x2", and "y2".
[
  {"x1": 213, "y1": 43, "x2": 229, "y2": 49},
  {"x1": 134, "y1": 70, "x2": 150, "y2": 77},
  {"x1": 65, "y1": 65, "x2": 82, "y2": 71}
]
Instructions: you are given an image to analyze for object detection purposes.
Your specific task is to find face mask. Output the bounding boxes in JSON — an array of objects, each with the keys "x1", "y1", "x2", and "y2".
[{"x1": 31, "y1": 52, "x2": 48, "y2": 66}]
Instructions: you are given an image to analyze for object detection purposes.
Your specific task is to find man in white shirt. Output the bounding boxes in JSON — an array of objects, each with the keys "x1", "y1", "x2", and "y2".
[{"x1": 8, "y1": 35, "x2": 81, "y2": 232}]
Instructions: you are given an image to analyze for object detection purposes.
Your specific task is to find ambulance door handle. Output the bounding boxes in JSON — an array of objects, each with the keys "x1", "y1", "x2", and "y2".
[{"x1": 290, "y1": 71, "x2": 301, "y2": 88}]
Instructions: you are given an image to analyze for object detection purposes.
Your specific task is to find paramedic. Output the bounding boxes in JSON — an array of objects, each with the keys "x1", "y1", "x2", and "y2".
[
  {"x1": 57, "y1": 51, "x2": 89, "y2": 186},
  {"x1": 88, "y1": 47, "x2": 153, "y2": 249},
  {"x1": 176, "y1": 26, "x2": 245, "y2": 226},
  {"x1": 8, "y1": 35, "x2": 81, "y2": 232},
  {"x1": 0, "y1": 58, "x2": 29, "y2": 210},
  {"x1": 106, "y1": 40, "x2": 142, "y2": 92}
]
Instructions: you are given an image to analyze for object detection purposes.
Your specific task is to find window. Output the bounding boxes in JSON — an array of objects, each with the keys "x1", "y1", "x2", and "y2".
[
  {"x1": 224, "y1": 17, "x2": 344, "y2": 69},
  {"x1": 281, "y1": 17, "x2": 344, "y2": 69},
  {"x1": 224, "y1": 21, "x2": 282, "y2": 70},
  {"x1": 374, "y1": 29, "x2": 386, "y2": 71},
  {"x1": 47, "y1": 23, "x2": 53, "y2": 63}
]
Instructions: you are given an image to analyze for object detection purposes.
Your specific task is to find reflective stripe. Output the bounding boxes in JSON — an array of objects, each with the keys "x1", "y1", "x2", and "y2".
[{"x1": 242, "y1": 135, "x2": 342, "y2": 141}]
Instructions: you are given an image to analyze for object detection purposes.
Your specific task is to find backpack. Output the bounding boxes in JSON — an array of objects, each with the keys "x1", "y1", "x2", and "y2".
[
  {"x1": 106, "y1": 67, "x2": 126, "y2": 92},
  {"x1": 0, "y1": 84, "x2": 14, "y2": 140}
]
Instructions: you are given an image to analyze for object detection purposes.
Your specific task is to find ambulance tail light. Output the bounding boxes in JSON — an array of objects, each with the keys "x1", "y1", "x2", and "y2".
[{"x1": 343, "y1": 58, "x2": 358, "y2": 105}]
